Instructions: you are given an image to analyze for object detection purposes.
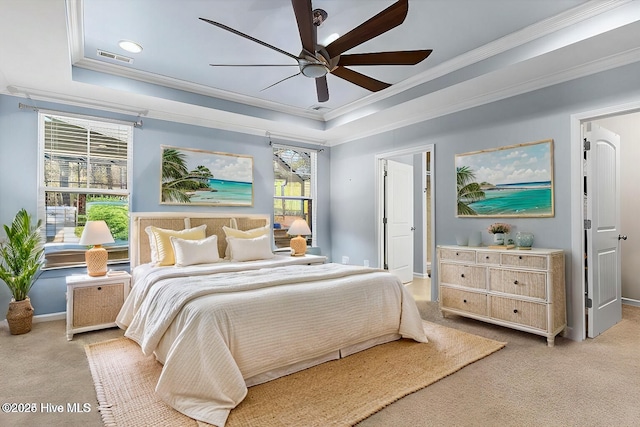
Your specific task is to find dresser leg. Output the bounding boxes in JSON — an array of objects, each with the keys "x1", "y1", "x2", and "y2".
[{"x1": 546, "y1": 336, "x2": 555, "y2": 347}]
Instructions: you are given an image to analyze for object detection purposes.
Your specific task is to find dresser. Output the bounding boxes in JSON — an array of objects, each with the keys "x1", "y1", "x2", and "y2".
[{"x1": 437, "y1": 245, "x2": 566, "y2": 346}]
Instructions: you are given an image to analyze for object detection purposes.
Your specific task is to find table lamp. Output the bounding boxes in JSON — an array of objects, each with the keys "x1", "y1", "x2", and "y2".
[
  {"x1": 287, "y1": 219, "x2": 311, "y2": 256},
  {"x1": 79, "y1": 220, "x2": 114, "y2": 276}
]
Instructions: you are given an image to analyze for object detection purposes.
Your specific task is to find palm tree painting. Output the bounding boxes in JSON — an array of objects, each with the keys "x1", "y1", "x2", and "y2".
[
  {"x1": 160, "y1": 146, "x2": 253, "y2": 206},
  {"x1": 455, "y1": 139, "x2": 554, "y2": 217}
]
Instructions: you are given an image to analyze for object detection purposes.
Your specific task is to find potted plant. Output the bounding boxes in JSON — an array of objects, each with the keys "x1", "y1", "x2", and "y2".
[
  {"x1": 487, "y1": 222, "x2": 511, "y2": 245},
  {"x1": 0, "y1": 209, "x2": 44, "y2": 334}
]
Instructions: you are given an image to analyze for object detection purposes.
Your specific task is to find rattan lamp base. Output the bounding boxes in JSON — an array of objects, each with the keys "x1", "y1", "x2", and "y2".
[
  {"x1": 290, "y1": 235, "x2": 307, "y2": 256},
  {"x1": 85, "y1": 245, "x2": 108, "y2": 276}
]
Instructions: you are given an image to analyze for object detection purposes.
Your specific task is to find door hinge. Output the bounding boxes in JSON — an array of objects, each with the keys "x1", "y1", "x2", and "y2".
[
  {"x1": 586, "y1": 297, "x2": 593, "y2": 308},
  {"x1": 584, "y1": 219, "x2": 591, "y2": 230},
  {"x1": 583, "y1": 138, "x2": 591, "y2": 151},
  {"x1": 384, "y1": 263, "x2": 388, "y2": 270},
  {"x1": 382, "y1": 217, "x2": 387, "y2": 224}
]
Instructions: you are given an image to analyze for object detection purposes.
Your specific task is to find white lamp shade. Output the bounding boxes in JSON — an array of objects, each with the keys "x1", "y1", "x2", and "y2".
[
  {"x1": 287, "y1": 219, "x2": 311, "y2": 236},
  {"x1": 79, "y1": 221, "x2": 115, "y2": 246}
]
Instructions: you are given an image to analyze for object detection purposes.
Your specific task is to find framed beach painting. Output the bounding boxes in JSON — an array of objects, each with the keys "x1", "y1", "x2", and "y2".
[
  {"x1": 455, "y1": 139, "x2": 554, "y2": 217},
  {"x1": 160, "y1": 145, "x2": 254, "y2": 206}
]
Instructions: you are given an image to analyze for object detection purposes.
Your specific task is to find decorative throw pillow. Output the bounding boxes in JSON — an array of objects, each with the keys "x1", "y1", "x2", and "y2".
[
  {"x1": 222, "y1": 224, "x2": 270, "y2": 259},
  {"x1": 226, "y1": 234, "x2": 274, "y2": 262},
  {"x1": 170, "y1": 235, "x2": 220, "y2": 267},
  {"x1": 146, "y1": 224, "x2": 207, "y2": 266}
]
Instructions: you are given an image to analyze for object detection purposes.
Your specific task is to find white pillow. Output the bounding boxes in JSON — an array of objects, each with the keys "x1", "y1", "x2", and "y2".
[
  {"x1": 170, "y1": 235, "x2": 221, "y2": 267},
  {"x1": 226, "y1": 235, "x2": 274, "y2": 262},
  {"x1": 222, "y1": 224, "x2": 270, "y2": 259},
  {"x1": 145, "y1": 224, "x2": 207, "y2": 266}
]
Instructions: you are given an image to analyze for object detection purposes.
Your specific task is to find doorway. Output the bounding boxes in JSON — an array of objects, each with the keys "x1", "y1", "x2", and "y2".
[
  {"x1": 571, "y1": 107, "x2": 640, "y2": 341},
  {"x1": 375, "y1": 144, "x2": 435, "y2": 298}
]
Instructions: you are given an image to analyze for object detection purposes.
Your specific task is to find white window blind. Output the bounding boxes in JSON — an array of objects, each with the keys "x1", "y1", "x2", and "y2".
[{"x1": 39, "y1": 113, "x2": 132, "y2": 269}]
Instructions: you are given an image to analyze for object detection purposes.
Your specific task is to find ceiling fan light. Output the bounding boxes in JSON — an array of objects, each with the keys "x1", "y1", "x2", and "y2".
[{"x1": 301, "y1": 63, "x2": 328, "y2": 78}]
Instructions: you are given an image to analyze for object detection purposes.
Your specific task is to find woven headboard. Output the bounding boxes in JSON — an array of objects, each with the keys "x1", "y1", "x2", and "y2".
[{"x1": 130, "y1": 212, "x2": 270, "y2": 268}]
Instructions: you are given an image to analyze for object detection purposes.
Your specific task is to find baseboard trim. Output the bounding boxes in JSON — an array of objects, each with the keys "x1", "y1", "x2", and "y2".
[
  {"x1": 413, "y1": 272, "x2": 430, "y2": 279},
  {"x1": 33, "y1": 312, "x2": 66, "y2": 323},
  {"x1": 622, "y1": 298, "x2": 640, "y2": 308}
]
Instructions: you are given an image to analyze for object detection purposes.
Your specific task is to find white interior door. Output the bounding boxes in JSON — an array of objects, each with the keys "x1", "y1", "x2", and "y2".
[
  {"x1": 386, "y1": 159, "x2": 414, "y2": 283},
  {"x1": 585, "y1": 122, "x2": 622, "y2": 337}
]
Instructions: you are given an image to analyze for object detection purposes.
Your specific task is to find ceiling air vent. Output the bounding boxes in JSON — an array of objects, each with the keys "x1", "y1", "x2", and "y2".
[
  {"x1": 309, "y1": 105, "x2": 330, "y2": 111},
  {"x1": 97, "y1": 49, "x2": 134, "y2": 64}
]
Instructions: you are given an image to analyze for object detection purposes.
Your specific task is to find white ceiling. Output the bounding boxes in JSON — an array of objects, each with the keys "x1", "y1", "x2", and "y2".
[{"x1": 1, "y1": 0, "x2": 640, "y2": 146}]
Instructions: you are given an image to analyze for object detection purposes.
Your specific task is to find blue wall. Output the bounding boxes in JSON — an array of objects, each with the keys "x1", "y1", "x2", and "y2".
[
  {"x1": 329, "y1": 60, "x2": 640, "y2": 333},
  {"x1": 0, "y1": 95, "x2": 331, "y2": 315}
]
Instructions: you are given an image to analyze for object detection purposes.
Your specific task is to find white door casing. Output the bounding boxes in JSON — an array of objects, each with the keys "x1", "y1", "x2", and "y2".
[
  {"x1": 585, "y1": 122, "x2": 622, "y2": 337},
  {"x1": 385, "y1": 159, "x2": 414, "y2": 283}
]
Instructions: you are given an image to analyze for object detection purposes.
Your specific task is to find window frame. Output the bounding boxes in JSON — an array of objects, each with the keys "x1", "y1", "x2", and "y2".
[
  {"x1": 37, "y1": 111, "x2": 133, "y2": 270},
  {"x1": 272, "y1": 143, "x2": 317, "y2": 248}
]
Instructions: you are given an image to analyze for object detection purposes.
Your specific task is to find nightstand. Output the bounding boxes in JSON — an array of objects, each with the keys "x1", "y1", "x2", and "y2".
[{"x1": 65, "y1": 272, "x2": 131, "y2": 340}]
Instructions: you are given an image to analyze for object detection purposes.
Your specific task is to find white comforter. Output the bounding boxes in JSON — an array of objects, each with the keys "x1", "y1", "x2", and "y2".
[{"x1": 117, "y1": 260, "x2": 427, "y2": 426}]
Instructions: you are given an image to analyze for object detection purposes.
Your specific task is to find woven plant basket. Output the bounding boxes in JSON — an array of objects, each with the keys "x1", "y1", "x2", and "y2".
[{"x1": 6, "y1": 297, "x2": 34, "y2": 335}]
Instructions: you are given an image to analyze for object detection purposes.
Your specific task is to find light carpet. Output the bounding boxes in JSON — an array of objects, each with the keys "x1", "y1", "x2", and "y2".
[{"x1": 85, "y1": 321, "x2": 505, "y2": 427}]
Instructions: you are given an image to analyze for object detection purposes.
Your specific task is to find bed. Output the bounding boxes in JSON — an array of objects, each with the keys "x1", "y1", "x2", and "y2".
[{"x1": 116, "y1": 212, "x2": 428, "y2": 427}]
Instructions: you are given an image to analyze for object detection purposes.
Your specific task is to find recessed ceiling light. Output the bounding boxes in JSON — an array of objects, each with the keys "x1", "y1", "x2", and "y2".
[{"x1": 118, "y1": 40, "x2": 143, "y2": 54}]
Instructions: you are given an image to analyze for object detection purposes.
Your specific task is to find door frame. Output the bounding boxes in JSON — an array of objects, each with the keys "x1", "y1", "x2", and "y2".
[
  {"x1": 375, "y1": 144, "x2": 436, "y2": 294},
  {"x1": 570, "y1": 100, "x2": 640, "y2": 341}
]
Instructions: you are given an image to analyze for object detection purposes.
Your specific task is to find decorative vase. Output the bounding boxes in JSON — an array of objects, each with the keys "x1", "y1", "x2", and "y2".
[
  {"x1": 493, "y1": 233, "x2": 505, "y2": 245},
  {"x1": 468, "y1": 231, "x2": 482, "y2": 247},
  {"x1": 6, "y1": 297, "x2": 34, "y2": 335},
  {"x1": 455, "y1": 234, "x2": 469, "y2": 246},
  {"x1": 516, "y1": 231, "x2": 534, "y2": 249}
]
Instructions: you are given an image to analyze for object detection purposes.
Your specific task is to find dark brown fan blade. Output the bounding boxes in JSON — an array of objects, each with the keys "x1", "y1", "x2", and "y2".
[
  {"x1": 325, "y1": 0, "x2": 408, "y2": 58},
  {"x1": 315, "y1": 76, "x2": 329, "y2": 102},
  {"x1": 291, "y1": 0, "x2": 316, "y2": 55},
  {"x1": 338, "y1": 50, "x2": 432, "y2": 66},
  {"x1": 199, "y1": 17, "x2": 300, "y2": 62},
  {"x1": 331, "y1": 66, "x2": 391, "y2": 92}
]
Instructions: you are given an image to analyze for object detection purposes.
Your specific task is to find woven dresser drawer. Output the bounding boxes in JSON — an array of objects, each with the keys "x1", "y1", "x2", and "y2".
[
  {"x1": 501, "y1": 253, "x2": 547, "y2": 270},
  {"x1": 440, "y1": 263, "x2": 486, "y2": 289},
  {"x1": 476, "y1": 251, "x2": 501, "y2": 265},
  {"x1": 439, "y1": 248, "x2": 476, "y2": 263},
  {"x1": 490, "y1": 296, "x2": 547, "y2": 331},
  {"x1": 489, "y1": 268, "x2": 546, "y2": 299},
  {"x1": 441, "y1": 287, "x2": 487, "y2": 316},
  {"x1": 72, "y1": 283, "x2": 124, "y2": 328}
]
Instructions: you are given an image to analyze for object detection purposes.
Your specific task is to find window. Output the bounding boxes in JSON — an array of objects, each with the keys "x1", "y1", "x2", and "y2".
[
  {"x1": 38, "y1": 112, "x2": 132, "y2": 269},
  {"x1": 273, "y1": 145, "x2": 317, "y2": 249}
]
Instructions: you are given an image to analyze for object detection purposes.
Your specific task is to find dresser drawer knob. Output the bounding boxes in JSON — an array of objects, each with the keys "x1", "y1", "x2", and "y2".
[
  {"x1": 97, "y1": 286, "x2": 102, "y2": 291},
  {"x1": 513, "y1": 309, "x2": 518, "y2": 313},
  {"x1": 518, "y1": 256, "x2": 522, "y2": 260},
  {"x1": 463, "y1": 299, "x2": 467, "y2": 303},
  {"x1": 513, "y1": 280, "x2": 519, "y2": 285},
  {"x1": 485, "y1": 256, "x2": 490, "y2": 259},
  {"x1": 456, "y1": 252, "x2": 459, "y2": 256},
  {"x1": 460, "y1": 274, "x2": 465, "y2": 278}
]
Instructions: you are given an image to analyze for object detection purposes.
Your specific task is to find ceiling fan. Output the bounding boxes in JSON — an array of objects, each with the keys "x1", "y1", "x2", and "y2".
[{"x1": 200, "y1": 0, "x2": 432, "y2": 103}]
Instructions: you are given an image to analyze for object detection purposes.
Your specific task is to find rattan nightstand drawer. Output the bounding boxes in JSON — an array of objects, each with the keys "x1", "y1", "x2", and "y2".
[
  {"x1": 72, "y1": 283, "x2": 124, "y2": 327},
  {"x1": 66, "y1": 272, "x2": 131, "y2": 340}
]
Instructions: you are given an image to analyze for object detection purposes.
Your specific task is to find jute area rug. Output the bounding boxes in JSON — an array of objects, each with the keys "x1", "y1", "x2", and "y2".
[{"x1": 85, "y1": 321, "x2": 505, "y2": 427}]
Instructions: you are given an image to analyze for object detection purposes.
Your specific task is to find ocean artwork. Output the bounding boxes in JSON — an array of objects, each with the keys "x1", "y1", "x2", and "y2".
[
  {"x1": 160, "y1": 146, "x2": 253, "y2": 206},
  {"x1": 456, "y1": 139, "x2": 554, "y2": 217}
]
